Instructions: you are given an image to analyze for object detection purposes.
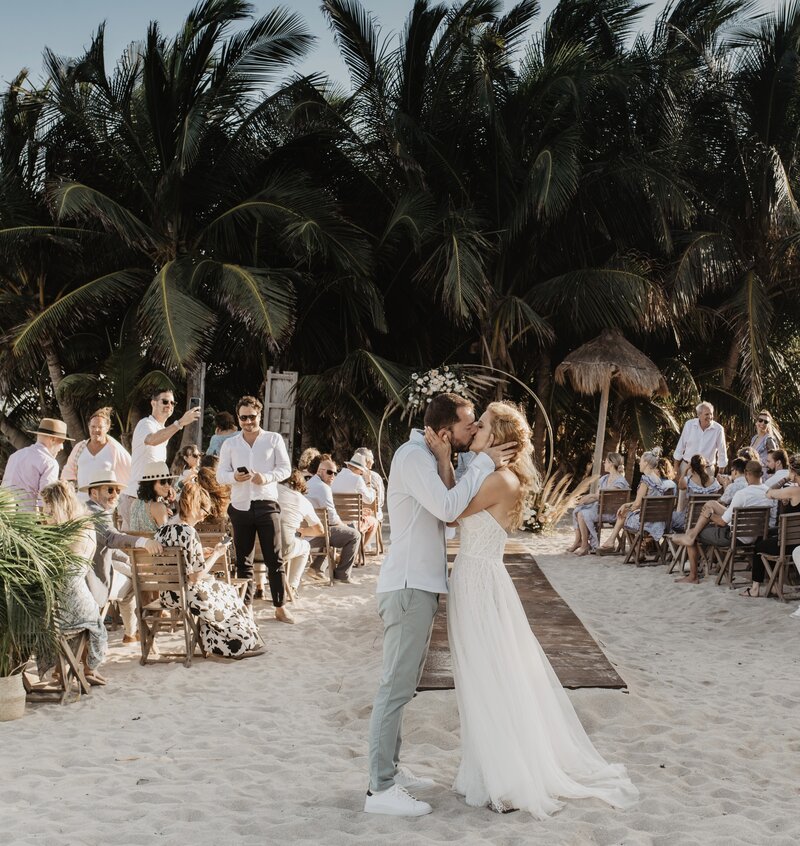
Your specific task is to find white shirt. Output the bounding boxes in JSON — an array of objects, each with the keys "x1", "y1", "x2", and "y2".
[
  {"x1": 331, "y1": 466, "x2": 376, "y2": 503},
  {"x1": 763, "y1": 469, "x2": 789, "y2": 490},
  {"x1": 278, "y1": 485, "x2": 322, "y2": 535},
  {"x1": 62, "y1": 437, "x2": 132, "y2": 502},
  {"x1": 377, "y1": 430, "x2": 494, "y2": 595},
  {"x1": 722, "y1": 483, "x2": 775, "y2": 542},
  {"x1": 217, "y1": 430, "x2": 291, "y2": 510},
  {"x1": 123, "y1": 416, "x2": 166, "y2": 497},
  {"x1": 673, "y1": 418, "x2": 728, "y2": 469},
  {"x1": 306, "y1": 474, "x2": 339, "y2": 525}
]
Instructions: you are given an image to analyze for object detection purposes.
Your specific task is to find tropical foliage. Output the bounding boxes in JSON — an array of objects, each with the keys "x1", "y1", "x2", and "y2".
[{"x1": 2, "y1": 0, "x2": 800, "y2": 473}]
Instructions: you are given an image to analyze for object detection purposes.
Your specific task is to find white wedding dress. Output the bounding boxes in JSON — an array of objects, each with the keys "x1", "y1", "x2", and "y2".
[{"x1": 448, "y1": 510, "x2": 639, "y2": 817}]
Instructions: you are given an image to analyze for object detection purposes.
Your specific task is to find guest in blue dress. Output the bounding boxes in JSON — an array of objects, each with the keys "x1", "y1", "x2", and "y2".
[
  {"x1": 671, "y1": 454, "x2": 721, "y2": 531},
  {"x1": 597, "y1": 451, "x2": 676, "y2": 553},
  {"x1": 569, "y1": 453, "x2": 629, "y2": 555}
]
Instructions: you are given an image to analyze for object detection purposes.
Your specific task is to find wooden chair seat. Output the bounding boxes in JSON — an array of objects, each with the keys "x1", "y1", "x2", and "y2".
[
  {"x1": 713, "y1": 506, "x2": 771, "y2": 588},
  {"x1": 759, "y1": 512, "x2": 800, "y2": 599},
  {"x1": 622, "y1": 495, "x2": 677, "y2": 566}
]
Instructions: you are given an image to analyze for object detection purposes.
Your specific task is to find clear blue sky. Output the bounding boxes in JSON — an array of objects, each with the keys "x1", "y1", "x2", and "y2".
[{"x1": 0, "y1": 0, "x2": 775, "y2": 89}]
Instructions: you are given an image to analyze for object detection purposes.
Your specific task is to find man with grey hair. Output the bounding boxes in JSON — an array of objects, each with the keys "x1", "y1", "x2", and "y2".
[
  {"x1": 673, "y1": 401, "x2": 728, "y2": 510},
  {"x1": 355, "y1": 447, "x2": 385, "y2": 522}
]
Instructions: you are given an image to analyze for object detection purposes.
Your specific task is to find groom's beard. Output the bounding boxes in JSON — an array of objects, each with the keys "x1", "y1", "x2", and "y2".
[{"x1": 450, "y1": 434, "x2": 474, "y2": 453}]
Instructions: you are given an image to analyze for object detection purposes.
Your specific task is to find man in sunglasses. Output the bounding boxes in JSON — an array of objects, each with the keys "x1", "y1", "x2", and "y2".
[
  {"x1": 119, "y1": 387, "x2": 201, "y2": 529},
  {"x1": 217, "y1": 395, "x2": 293, "y2": 622}
]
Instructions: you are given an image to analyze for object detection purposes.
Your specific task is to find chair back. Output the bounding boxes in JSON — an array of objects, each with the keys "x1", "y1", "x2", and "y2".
[
  {"x1": 777, "y1": 511, "x2": 800, "y2": 550},
  {"x1": 598, "y1": 488, "x2": 629, "y2": 519},
  {"x1": 196, "y1": 531, "x2": 233, "y2": 582},
  {"x1": 687, "y1": 493, "x2": 719, "y2": 508},
  {"x1": 196, "y1": 517, "x2": 228, "y2": 534},
  {"x1": 131, "y1": 548, "x2": 189, "y2": 599},
  {"x1": 685, "y1": 499, "x2": 711, "y2": 531},
  {"x1": 729, "y1": 506, "x2": 771, "y2": 544},
  {"x1": 333, "y1": 493, "x2": 363, "y2": 525},
  {"x1": 638, "y1": 495, "x2": 676, "y2": 527}
]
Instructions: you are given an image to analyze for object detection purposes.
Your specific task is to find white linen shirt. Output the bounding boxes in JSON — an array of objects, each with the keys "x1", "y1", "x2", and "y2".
[
  {"x1": 722, "y1": 483, "x2": 775, "y2": 542},
  {"x1": 673, "y1": 418, "x2": 728, "y2": 469},
  {"x1": 277, "y1": 485, "x2": 322, "y2": 534},
  {"x1": 377, "y1": 430, "x2": 494, "y2": 595},
  {"x1": 763, "y1": 469, "x2": 789, "y2": 490},
  {"x1": 123, "y1": 416, "x2": 166, "y2": 497},
  {"x1": 217, "y1": 430, "x2": 291, "y2": 510},
  {"x1": 331, "y1": 466, "x2": 376, "y2": 503}
]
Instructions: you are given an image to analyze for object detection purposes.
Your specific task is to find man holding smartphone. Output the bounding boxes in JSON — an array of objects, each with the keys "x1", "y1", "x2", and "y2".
[{"x1": 217, "y1": 395, "x2": 293, "y2": 622}]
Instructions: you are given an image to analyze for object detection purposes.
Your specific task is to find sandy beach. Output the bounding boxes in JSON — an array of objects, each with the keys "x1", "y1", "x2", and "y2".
[{"x1": 3, "y1": 529, "x2": 799, "y2": 846}]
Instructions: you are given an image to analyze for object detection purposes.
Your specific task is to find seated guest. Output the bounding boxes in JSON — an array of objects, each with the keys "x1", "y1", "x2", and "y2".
[
  {"x1": 278, "y1": 470, "x2": 324, "y2": 593},
  {"x1": 129, "y1": 461, "x2": 174, "y2": 533},
  {"x1": 672, "y1": 454, "x2": 721, "y2": 531},
  {"x1": 569, "y1": 452, "x2": 628, "y2": 555},
  {"x1": 332, "y1": 452, "x2": 379, "y2": 551},
  {"x1": 741, "y1": 453, "x2": 800, "y2": 598},
  {"x1": 765, "y1": 448, "x2": 789, "y2": 489},
  {"x1": 298, "y1": 447, "x2": 321, "y2": 481},
  {"x1": 197, "y1": 454, "x2": 230, "y2": 523},
  {"x1": 719, "y1": 458, "x2": 748, "y2": 505},
  {"x1": 82, "y1": 470, "x2": 163, "y2": 644},
  {"x1": 206, "y1": 411, "x2": 238, "y2": 457},
  {"x1": 171, "y1": 444, "x2": 202, "y2": 490},
  {"x1": 1, "y1": 417, "x2": 71, "y2": 511},
  {"x1": 155, "y1": 482, "x2": 263, "y2": 659},
  {"x1": 737, "y1": 446, "x2": 760, "y2": 463},
  {"x1": 672, "y1": 460, "x2": 774, "y2": 584},
  {"x1": 597, "y1": 451, "x2": 676, "y2": 554},
  {"x1": 306, "y1": 454, "x2": 361, "y2": 582},
  {"x1": 61, "y1": 407, "x2": 131, "y2": 501},
  {"x1": 355, "y1": 447, "x2": 386, "y2": 521},
  {"x1": 40, "y1": 481, "x2": 108, "y2": 685}
]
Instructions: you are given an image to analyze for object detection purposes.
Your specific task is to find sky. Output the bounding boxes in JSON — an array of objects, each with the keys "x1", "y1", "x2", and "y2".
[{"x1": 0, "y1": 0, "x2": 778, "y2": 89}]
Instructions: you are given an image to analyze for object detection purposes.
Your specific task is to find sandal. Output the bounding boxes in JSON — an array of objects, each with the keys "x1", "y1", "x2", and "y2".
[
  {"x1": 596, "y1": 546, "x2": 621, "y2": 556},
  {"x1": 739, "y1": 587, "x2": 760, "y2": 598}
]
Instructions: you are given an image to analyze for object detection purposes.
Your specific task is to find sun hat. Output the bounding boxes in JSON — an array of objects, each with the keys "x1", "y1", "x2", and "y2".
[
  {"x1": 346, "y1": 453, "x2": 370, "y2": 472},
  {"x1": 79, "y1": 468, "x2": 125, "y2": 492},
  {"x1": 26, "y1": 417, "x2": 74, "y2": 441},
  {"x1": 139, "y1": 461, "x2": 176, "y2": 482}
]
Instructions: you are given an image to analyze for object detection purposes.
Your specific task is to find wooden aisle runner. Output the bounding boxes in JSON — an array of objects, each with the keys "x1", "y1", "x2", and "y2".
[{"x1": 419, "y1": 539, "x2": 625, "y2": 691}]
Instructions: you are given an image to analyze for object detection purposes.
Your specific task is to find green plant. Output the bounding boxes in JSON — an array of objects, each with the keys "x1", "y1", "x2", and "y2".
[{"x1": 0, "y1": 489, "x2": 90, "y2": 676}]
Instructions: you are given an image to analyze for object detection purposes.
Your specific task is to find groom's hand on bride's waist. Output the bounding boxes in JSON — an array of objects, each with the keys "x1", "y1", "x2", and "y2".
[{"x1": 484, "y1": 441, "x2": 517, "y2": 468}]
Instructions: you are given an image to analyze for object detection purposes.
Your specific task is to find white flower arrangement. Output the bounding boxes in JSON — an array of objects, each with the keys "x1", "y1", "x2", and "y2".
[{"x1": 406, "y1": 366, "x2": 470, "y2": 416}]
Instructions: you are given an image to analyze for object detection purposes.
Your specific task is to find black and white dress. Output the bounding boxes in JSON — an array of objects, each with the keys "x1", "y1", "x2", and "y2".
[{"x1": 154, "y1": 523, "x2": 263, "y2": 658}]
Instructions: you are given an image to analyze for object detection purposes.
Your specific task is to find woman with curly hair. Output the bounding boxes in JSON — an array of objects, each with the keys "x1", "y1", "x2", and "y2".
[
  {"x1": 424, "y1": 401, "x2": 637, "y2": 817},
  {"x1": 196, "y1": 454, "x2": 231, "y2": 522}
]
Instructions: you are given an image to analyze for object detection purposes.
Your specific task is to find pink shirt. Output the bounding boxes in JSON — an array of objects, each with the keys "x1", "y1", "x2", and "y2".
[{"x1": 1, "y1": 442, "x2": 59, "y2": 511}]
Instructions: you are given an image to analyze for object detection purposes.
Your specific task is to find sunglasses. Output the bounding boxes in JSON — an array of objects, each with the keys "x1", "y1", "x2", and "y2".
[
  {"x1": 103, "y1": 487, "x2": 120, "y2": 495},
  {"x1": 159, "y1": 399, "x2": 175, "y2": 406},
  {"x1": 238, "y1": 414, "x2": 258, "y2": 421},
  {"x1": 757, "y1": 418, "x2": 770, "y2": 424},
  {"x1": 322, "y1": 469, "x2": 337, "y2": 476},
  {"x1": 187, "y1": 452, "x2": 202, "y2": 458}
]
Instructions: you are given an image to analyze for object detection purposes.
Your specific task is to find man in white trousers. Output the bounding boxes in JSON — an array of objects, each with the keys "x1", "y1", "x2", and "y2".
[{"x1": 364, "y1": 393, "x2": 516, "y2": 817}]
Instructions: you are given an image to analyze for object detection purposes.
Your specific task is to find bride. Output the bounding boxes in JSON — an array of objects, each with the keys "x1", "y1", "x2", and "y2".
[{"x1": 426, "y1": 401, "x2": 638, "y2": 818}]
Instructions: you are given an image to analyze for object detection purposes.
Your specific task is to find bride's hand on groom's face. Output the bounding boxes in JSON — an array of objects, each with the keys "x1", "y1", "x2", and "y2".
[
  {"x1": 424, "y1": 426, "x2": 452, "y2": 462},
  {"x1": 484, "y1": 440, "x2": 518, "y2": 469}
]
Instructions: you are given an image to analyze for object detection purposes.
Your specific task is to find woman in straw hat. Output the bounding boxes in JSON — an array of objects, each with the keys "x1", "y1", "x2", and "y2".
[{"x1": 129, "y1": 462, "x2": 174, "y2": 533}]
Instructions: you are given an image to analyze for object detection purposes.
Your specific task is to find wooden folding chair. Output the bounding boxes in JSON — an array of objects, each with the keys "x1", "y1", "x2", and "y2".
[
  {"x1": 595, "y1": 488, "x2": 630, "y2": 552},
  {"x1": 622, "y1": 496, "x2": 676, "y2": 567},
  {"x1": 713, "y1": 506, "x2": 771, "y2": 588},
  {"x1": 666, "y1": 494, "x2": 719, "y2": 574},
  {"x1": 760, "y1": 512, "x2": 800, "y2": 600},
  {"x1": 313, "y1": 507, "x2": 335, "y2": 586},
  {"x1": 23, "y1": 631, "x2": 92, "y2": 704},
  {"x1": 333, "y1": 493, "x2": 366, "y2": 567},
  {"x1": 131, "y1": 549, "x2": 204, "y2": 667},
  {"x1": 196, "y1": 531, "x2": 249, "y2": 601}
]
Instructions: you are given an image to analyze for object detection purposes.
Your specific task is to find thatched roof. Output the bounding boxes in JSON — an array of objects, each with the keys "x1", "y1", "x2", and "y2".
[{"x1": 554, "y1": 328, "x2": 669, "y2": 398}]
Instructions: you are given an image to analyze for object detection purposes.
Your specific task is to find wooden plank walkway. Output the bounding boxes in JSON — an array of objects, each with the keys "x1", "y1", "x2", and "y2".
[{"x1": 419, "y1": 538, "x2": 625, "y2": 691}]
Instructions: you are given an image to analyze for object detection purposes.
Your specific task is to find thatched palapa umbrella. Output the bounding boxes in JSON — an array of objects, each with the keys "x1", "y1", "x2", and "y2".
[{"x1": 555, "y1": 329, "x2": 668, "y2": 487}]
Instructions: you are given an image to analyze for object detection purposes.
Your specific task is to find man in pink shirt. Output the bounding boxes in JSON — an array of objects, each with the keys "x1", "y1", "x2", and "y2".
[{"x1": 1, "y1": 417, "x2": 73, "y2": 511}]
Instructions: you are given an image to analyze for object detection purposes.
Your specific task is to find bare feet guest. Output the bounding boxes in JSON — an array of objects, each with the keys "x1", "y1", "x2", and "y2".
[
  {"x1": 569, "y1": 452, "x2": 628, "y2": 555},
  {"x1": 61, "y1": 407, "x2": 131, "y2": 501}
]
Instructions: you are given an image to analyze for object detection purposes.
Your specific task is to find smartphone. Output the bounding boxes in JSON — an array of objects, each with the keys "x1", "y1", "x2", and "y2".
[
  {"x1": 220, "y1": 533, "x2": 233, "y2": 546},
  {"x1": 189, "y1": 396, "x2": 201, "y2": 409},
  {"x1": 237, "y1": 466, "x2": 249, "y2": 474}
]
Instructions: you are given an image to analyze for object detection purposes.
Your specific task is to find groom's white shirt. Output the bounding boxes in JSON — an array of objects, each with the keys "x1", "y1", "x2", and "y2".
[{"x1": 377, "y1": 429, "x2": 494, "y2": 595}]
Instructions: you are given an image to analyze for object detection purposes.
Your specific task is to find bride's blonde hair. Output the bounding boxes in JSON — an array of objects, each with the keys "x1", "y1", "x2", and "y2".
[{"x1": 486, "y1": 401, "x2": 540, "y2": 529}]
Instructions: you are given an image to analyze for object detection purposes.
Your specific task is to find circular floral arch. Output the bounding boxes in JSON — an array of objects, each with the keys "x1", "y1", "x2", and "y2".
[{"x1": 376, "y1": 363, "x2": 555, "y2": 481}]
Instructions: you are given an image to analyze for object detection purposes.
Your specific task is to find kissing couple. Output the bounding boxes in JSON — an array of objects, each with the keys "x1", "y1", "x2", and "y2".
[{"x1": 364, "y1": 393, "x2": 638, "y2": 817}]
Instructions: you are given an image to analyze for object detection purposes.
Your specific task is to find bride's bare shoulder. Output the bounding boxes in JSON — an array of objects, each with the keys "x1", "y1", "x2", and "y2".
[{"x1": 494, "y1": 468, "x2": 521, "y2": 492}]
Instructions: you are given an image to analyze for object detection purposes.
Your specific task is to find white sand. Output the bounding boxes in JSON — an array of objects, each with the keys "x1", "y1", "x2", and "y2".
[{"x1": 3, "y1": 531, "x2": 799, "y2": 846}]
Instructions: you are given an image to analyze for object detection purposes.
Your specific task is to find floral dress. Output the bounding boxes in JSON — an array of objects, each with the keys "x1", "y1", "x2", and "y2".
[
  {"x1": 129, "y1": 498, "x2": 161, "y2": 533},
  {"x1": 572, "y1": 474, "x2": 630, "y2": 550},
  {"x1": 671, "y1": 477, "x2": 722, "y2": 531},
  {"x1": 623, "y1": 475, "x2": 677, "y2": 541},
  {"x1": 154, "y1": 523, "x2": 263, "y2": 658}
]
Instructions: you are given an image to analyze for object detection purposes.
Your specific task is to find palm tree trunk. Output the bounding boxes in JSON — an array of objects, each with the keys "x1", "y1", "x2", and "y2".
[
  {"x1": 720, "y1": 338, "x2": 740, "y2": 390},
  {"x1": 0, "y1": 411, "x2": 31, "y2": 450},
  {"x1": 624, "y1": 437, "x2": 639, "y2": 483},
  {"x1": 180, "y1": 362, "x2": 206, "y2": 449},
  {"x1": 43, "y1": 343, "x2": 86, "y2": 441}
]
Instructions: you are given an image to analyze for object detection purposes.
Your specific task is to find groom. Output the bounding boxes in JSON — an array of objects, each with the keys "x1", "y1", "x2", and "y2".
[{"x1": 364, "y1": 393, "x2": 515, "y2": 816}]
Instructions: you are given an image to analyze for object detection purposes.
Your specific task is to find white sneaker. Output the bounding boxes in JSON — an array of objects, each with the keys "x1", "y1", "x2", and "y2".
[
  {"x1": 364, "y1": 784, "x2": 432, "y2": 816},
  {"x1": 394, "y1": 766, "x2": 435, "y2": 791}
]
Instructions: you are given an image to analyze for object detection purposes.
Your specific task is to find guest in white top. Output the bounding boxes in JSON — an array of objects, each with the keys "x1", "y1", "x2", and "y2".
[
  {"x1": 333, "y1": 452, "x2": 380, "y2": 551},
  {"x1": 673, "y1": 401, "x2": 728, "y2": 475},
  {"x1": 277, "y1": 471, "x2": 323, "y2": 593},
  {"x1": 355, "y1": 447, "x2": 386, "y2": 521},
  {"x1": 764, "y1": 448, "x2": 790, "y2": 489},
  {"x1": 61, "y1": 407, "x2": 131, "y2": 502},
  {"x1": 217, "y1": 395, "x2": 293, "y2": 622},
  {"x1": 119, "y1": 387, "x2": 201, "y2": 529}
]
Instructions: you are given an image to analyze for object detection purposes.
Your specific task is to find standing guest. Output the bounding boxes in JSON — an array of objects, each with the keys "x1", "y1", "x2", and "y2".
[
  {"x1": 333, "y1": 453, "x2": 379, "y2": 552},
  {"x1": 61, "y1": 407, "x2": 131, "y2": 501},
  {"x1": 750, "y1": 410, "x2": 781, "y2": 477},
  {"x1": 277, "y1": 470, "x2": 324, "y2": 594},
  {"x1": 82, "y1": 470, "x2": 163, "y2": 644},
  {"x1": 118, "y1": 387, "x2": 201, "y2": 529},
  {"x1": 306, "y1": 454, "x2": 362, "y2": 583},
  {"x1": 155, "y1": 482, "x2": 264, "y2": 658},
  {"x1": 569, "y1": 452, "x2": 629, "y2": 555},
  {"x1": 673, "y1": 401, "x2": 728, "y2": 477},
  {"x1": 298, "y1": 447, "x2": 321, "y2": 480},
  {"x1": 741, "y1": 454, "x2": 800, "y2": 599},
  {"x1": 764, "y1": 449, "x2": 789, "y2": 489},
  {"x1": 597, "y1": 452, "x2": 676, "y2": 555},
  {"x1": 206, "y1": 411, "x2": 238, "y2": 457},
  {"x1": 217, "y1": 396, "x2": 292, "y2": 622},
  {"x1": 40, "y1": 481, "x2": 108, "y2": 684},
  {"x1": 671, "y1": 454, "x2": 722, "y2": 531},
  {"x1": 129, "y1": 462, "x2": 174, "y2": 533},
  {"x1": 1, "y1": 417, "x2": 72, "y2": 511},
  {"x1": 172, "y1": 444, "x2": 202, "y2": 491},
  {"x1": 197, "y1": 455, "x2": 231, "y2": 523}
]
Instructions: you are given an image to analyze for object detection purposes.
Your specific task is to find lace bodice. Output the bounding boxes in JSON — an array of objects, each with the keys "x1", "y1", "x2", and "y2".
[{"x1": 457, "y1": 510, "x2": 507, "y2": 562}]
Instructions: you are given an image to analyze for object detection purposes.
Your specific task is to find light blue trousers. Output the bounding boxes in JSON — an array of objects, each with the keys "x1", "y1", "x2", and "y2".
[{"x1": 367, "y1": 588, "x2": 439, "y2": 792}]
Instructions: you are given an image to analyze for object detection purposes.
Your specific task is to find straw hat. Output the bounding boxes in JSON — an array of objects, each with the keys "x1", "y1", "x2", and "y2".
[
  {"x1": 26, "y1": 417, "x2": 74, "y2": 441},
  {"x1": 138, "y1": 461, "x2": 175, "y2": 482},
  {"x1": 346, "y1": 453, "x2": 370, "y2": 472},
  {"x1": 79, "y1": 468, "x2": 125, "y2": 492}
]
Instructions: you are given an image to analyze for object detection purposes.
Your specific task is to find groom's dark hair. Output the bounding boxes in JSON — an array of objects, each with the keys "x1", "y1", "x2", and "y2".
[{"x1": 424, "y1": 393, "x2": 473, "y2": 431}]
